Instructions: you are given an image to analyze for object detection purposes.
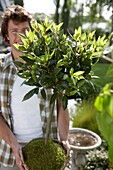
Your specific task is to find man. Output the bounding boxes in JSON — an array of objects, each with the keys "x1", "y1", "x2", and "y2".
[{"x1": 0, "y1": 5, "x2": 70, "y2": 170}]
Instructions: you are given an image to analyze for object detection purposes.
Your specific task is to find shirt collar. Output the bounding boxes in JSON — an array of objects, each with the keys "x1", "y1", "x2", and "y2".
[{"x1": 3, "y1": 53, "x2": 16, "y2": 70}]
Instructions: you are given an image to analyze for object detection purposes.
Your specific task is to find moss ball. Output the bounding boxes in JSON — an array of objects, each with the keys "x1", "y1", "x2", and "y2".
[{"x1": 22, "y1": 138, "x2": 67, "y2": 170}]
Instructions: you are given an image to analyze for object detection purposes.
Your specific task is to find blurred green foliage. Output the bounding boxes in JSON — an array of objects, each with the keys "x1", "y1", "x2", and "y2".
[
  {"x1": 95, "y1": 83, "x2": 113, "y2": 165},
  {"x1": 72, "y1": 100, "x2": 100, "y2": 136}
]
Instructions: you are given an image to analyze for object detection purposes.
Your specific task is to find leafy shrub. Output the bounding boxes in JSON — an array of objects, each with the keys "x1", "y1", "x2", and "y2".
[{"x1": 14, "y1": 18, "x2": 108, "y2": 109}]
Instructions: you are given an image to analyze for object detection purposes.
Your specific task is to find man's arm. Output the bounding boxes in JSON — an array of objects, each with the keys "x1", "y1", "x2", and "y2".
[
  {"x1": 57, "y1": 99, "x2": 70, "y2": 154},
  {"x1": 57, "y1": 99, "x2": 70, "y2": 141},
  {"x1": 0, "y1": 114, "x2": 25, "y2": 170}
]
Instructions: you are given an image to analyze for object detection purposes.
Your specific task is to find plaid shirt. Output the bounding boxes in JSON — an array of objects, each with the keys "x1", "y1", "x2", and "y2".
[{"x1": 0, "y1": 53, "x2": 58, "y2": 167}]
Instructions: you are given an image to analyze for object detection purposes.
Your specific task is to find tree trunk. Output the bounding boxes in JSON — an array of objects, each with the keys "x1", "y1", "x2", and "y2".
[
  {"x1": 61, "y1": 0, "x2": 71, "y2": 34},
  {"x1": 54, "y1": 0, "x2": 60, "y2": 24},
  {"x1": 45, "y1": 101, "x2": 55, "y2": 144},
  {"x1": 14, "y1": 0, "x2": 24, "y2": 7}
]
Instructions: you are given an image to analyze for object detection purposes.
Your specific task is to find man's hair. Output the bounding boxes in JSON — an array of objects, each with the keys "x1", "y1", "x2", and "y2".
[{"x1": 1, "y1": 5, "x2": 33, "y2": 44}]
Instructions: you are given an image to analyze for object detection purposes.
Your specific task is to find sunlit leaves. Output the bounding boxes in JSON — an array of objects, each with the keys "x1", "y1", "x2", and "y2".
[
  {"x1": 74, "y1": 26, "x2": 82, "y2": 40},
  {"x1": 14, "y1": 18, "x2": 109, "y2": 109},
  {"x1": 53, "y1": 22, "x2": 63, "y2": 33}
]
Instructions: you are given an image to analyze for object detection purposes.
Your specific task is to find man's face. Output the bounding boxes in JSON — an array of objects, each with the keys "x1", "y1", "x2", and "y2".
[{"x1": 7, "y1": 19, "x2": 30, "y2": 54}]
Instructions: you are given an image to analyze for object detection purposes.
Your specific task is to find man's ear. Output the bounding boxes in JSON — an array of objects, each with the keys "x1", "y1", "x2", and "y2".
[
  {"x1": 5, "y1": 34, "x2": 10, "y2": 44},
  {"x1": 6, "y1": 34, "x2": 9, "y2": 41}
]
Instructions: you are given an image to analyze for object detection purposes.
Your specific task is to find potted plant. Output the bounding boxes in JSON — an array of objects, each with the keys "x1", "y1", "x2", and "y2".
[{"x1": 14, "y1": 18, "x2": 108, "y2": 170}]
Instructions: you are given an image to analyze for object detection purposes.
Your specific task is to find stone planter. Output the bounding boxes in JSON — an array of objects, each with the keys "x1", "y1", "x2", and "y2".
[{"x1": 68, "y1": 128, "x2": 102, "y2": 170}]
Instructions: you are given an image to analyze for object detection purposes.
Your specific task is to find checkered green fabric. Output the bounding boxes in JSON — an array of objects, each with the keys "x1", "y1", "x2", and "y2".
[{"x1": 0, "y1": 53, "x2": 58, "y2": 167}]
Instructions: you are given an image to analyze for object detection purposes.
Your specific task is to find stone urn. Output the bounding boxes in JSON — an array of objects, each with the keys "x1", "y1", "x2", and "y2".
[{"x1": 68, "y1": 128, "x2": 102, "y2": 170}]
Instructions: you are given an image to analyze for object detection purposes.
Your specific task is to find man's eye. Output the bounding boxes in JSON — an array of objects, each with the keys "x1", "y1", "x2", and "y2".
[
  {"x1": 23, "y1": 30, "x2": 26, "y2": 34},
  {"x1": 12, "y1": 30, "x2": 17, "y2": 34},
  {"x1": 23, "y1": 28, "x2": 30, "y2": 34}
]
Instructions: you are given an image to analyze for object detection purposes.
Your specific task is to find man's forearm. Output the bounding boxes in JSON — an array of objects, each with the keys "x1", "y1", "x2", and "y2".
[
  {"x1": 57, "y1": 99, "x2": 70, "y2": 141},
  {"x1": 0, "y1": 115, "x2": 25, "y2": 169},
  {"x1": 0, "y1": 114, "x2": 19, "y2": 151}
]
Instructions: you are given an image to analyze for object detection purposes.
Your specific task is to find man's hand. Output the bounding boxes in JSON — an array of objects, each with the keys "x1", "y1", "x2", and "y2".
[
  {"x1": 62, "y1": 140, "x2": 70, "y2": 169},
  {"x1": 13, "y1": 144, "x2": 26, "y2": 170},
  {"x1": 19, "y1": 148, "x2": 29, "y2": 170},
  {"x1": 62, "y1": 140, "x2": 70, "y2": 156}
]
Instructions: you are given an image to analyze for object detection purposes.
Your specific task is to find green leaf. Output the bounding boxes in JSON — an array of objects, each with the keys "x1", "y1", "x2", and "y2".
[
  {"x1": 92, "y1": 57, "x2": 99, "y2": 65},
  {"x1": 18, "y1": 33, "x2": 26, "y2": 39},
  {"x1": 37, "y1": 23, "x2": 44, "y2": 32},
  {"x1": 62, "y1": 96, "x2": 68, "y2": 110},
  {"x1": 44, "y1": 17, "x2": 49, "y2": 26},
  {"x1": 88, "y1": 30, "x2": 95, "y2": 40},
  {"x1": 108, "y1": 142, "x2": 113, "y2": 163},
  {"x1": 77, "y1": 79, "x2": 85, "y2": 87},
  {"x1": 45, "y1": 36, "x2": 51, "y2": 45},
  {"x1": 30, "y1": 20, "x2": 38, "y2": 30},
  {"x1": 24, "y1": 78, "x2": 36, "y2": 86},
  {"x1": 70, "y1": 68, "x2": 74, "y2": 75},
  {"x1": 46, "y1": 22, "x2": 53, "y2": 32},
  {"x1": 31, "y1": 70, "x2": 37, "y2": 82},
  {"x1": 57, "y1": 59, "x2": 63, "y2": 67},
  {"x1": 18, "y1": 33, "x2": 29, "y2": 47},
  {"x1": 27, "y1": 30, "x2": 36, "y2": 42},
  {"x1": 53, "y1": 68, "x2": 63, "y2": 76},
  {"x1": 96, "y1": 110, "x2": 113, "y2": 143},
  {"x1": 94, "y1": 95, "x2": 103, "y2": 112},
  {"x1": 106, "y1": 63, "x2": 113, "y2": 77},
  {"x1": 20, "y1": 56, "x2": 35, "y2": 64},
  {"x1": 41, "y1": 88, "x2": 46, "y2": 100},
  {"x1": 13, "y1": 61, "x2": 24, "y2": 68},
  {"x1": 14, "y1": 44, "x2": 26, "y2": 51},
  {"x1": 50, "y1": 93, "x2": 57, "y2": 105},
  {"x1": 70, "y1": 89, "x2": 77, "y2": 96},
  {"x1": 95, "y1": 84, "x2": 111, "y2": 111},
  {"x1": 74, "y1": 27, "x2": 82, "y2": 40},
  {"x1": 73, "y1": 71, "x2": 84, "y2": 77},
  {"x1": 22, "y1": 88, "x2": 36, "y2": 101},
  {"x1": 35, "y1": 87, "x2": 39, "y2": 94},
  {"x1": 107, "y1": 95, "x2": 113, "y2": 118},
  {"x1": 54, "y1": 22, "x2": 63, "y2": 32},
  {"x1": 81, "y1": 33, "x2": 86, "y2": 41}
]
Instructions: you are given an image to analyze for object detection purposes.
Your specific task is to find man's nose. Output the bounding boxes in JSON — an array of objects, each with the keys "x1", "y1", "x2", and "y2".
[{"x1": 15, "y1": 33, "x2": 23, "y2": 43}]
